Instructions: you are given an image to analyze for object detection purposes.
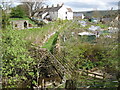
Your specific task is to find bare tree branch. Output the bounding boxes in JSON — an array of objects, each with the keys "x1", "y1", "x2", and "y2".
[
  {"x1": 0, "y1": 1, "x2": 12, "y2": 11},
  {"x1": 22, "y1": 0, "x2": 46, "y2": 17}
]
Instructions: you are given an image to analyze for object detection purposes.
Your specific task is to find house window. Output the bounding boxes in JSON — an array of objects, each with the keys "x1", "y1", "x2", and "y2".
[{"x1": 65, "y1": 16, "x2": 67, "y2": 19}]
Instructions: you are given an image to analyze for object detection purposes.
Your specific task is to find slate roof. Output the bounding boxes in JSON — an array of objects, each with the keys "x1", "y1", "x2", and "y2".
[
  {"x1": 49, "y1": 6, "x2": 62, "y2": 12},
  {"x1": 37, "y1": 6, "x2": 62, "y2": 13}
]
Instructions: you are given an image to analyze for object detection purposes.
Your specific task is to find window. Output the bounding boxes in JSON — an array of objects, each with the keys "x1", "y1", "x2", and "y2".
[
  {"x1": 66, "y1": 12, "x2": 67, "y2": 14},
  {"x1": 65, "y1": 16, "x2": 67, "y2": 19}
]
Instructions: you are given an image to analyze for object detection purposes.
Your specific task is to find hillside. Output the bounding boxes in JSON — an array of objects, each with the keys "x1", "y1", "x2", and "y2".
[{"x1": 74, "y1": 10, "x2": 118, "y2": 18}]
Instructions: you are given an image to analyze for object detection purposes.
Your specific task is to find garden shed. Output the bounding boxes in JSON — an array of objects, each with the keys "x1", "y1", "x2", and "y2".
[{"x1": 12, "y1": 20, "x2": 29, "y2": 30}]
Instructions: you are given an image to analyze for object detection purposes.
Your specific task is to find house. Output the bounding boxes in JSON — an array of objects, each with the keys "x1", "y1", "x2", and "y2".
[
  {"x1": 33, "y1": 3, "x2": 73, "y2": 21},
  {"x1": 73, "y1": 12, "x2": 85, "y2": 19}
]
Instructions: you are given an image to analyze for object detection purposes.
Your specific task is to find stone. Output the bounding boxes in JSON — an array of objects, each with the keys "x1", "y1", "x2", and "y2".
[{"x1": 12, "y1": 20, "x2": 29, "y2": 30}]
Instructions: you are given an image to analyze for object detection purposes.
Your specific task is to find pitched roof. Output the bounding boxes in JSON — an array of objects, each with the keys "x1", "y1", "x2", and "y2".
[
  {"x1": 49, "y1": 6, "x2": 62, "y2": 12},
  {"x1": 37, "y1": 6, "x2": 62, "y2": 13},
  {"x1": 66, "y1": 8, "x2": 72, "y2": 12}
]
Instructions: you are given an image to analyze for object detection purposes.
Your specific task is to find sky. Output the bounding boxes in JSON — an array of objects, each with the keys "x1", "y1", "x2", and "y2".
[
  {"x1": 1, "y1": 0, "x2": 119, "y2": 12},
  {"x1": 46, "y1": 0, "x2": 119, "y2": 11}
]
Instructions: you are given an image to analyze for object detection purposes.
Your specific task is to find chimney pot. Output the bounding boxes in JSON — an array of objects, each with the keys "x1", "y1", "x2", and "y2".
[
  {"x1": 52, "y1": 4, "x2": 54, "y2": 7},
  {"x1": 57, "y1": 4, "x2": 59, "y2": 7},
  {"x1": 41, "y1": 6, "x2": 43, "y2": 9}
]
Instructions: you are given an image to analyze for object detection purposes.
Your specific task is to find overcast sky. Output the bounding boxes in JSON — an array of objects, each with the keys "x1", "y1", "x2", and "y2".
[
  {"x1": 46, "y1": 0, "x2": 119, "y2": 11},
  {"x1": 1, "y1": 0, "x2": 119, "y2": 12}
]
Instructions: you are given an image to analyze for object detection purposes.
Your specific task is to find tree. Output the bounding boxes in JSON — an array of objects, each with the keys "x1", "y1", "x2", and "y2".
[
  {"x1": 16, "y1": 4, "x2": 29, "y2": 17},
  {"x1": 10, "y1": 5, "x2": 26, "y2": 18},
  {"x1": 0, "y1": 5, "x2": 2, "y2": 28},
  {"x1": 22, "y1": 0, "x2": 46, "y2": 17},
  {"x1": 0, "y1": 1, "x2": 12, "y2": 10},
  {"x1": 1, "y1": 2, "x2": 11, "y2": 29},
  {"x1": 2, "y1": 10, "x2": 10, "y2": 29}
]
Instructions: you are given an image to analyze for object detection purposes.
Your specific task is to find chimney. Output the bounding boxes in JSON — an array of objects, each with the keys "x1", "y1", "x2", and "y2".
[
  {"x1": 46, "y1": 5, "x2": 49, "y2": 8},
  {"x1": 57, "y1": 4, "x2": 59, "y2": 7},
  {"x1": 52, "y1": 4, "x2": 54, "y2": 7},
  {"x1": 41, "y1": 6, "x2": 44, "y2": 9}
]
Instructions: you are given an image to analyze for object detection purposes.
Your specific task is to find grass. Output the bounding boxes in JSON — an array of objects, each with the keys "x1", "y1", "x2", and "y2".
[
  {"x1": 6, "y1": 20, "x2": 70, "y2": 47},
  {"x1": 96, "y1": 23, "x2": 108, "y2": 28},
  {"x1": 42, "y1": 32, "x2": 59, "y2": 52},
  {"x1": 7, "y1": 18, "x2": 110, "y2": 48}
]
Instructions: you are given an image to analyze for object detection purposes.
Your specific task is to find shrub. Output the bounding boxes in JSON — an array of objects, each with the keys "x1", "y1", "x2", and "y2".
[{"x1": 2, "y1": 30, "x2": 34, "y2": 88}]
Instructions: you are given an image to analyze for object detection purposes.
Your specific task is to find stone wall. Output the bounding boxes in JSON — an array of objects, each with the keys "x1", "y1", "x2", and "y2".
[{"x1": 12, "y1": 20, "x2": 29, "y2": 30}]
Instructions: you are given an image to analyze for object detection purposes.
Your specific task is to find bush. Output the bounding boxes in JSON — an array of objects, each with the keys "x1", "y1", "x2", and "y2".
[{"x1": 2, "y1": 30, "x2": 34, "y2": 88}]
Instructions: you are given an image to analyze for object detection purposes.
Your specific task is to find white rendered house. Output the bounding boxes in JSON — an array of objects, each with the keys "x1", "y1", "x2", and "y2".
[{"x1": 34, "y1": 4, "x2": 73, "y2": 20}]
